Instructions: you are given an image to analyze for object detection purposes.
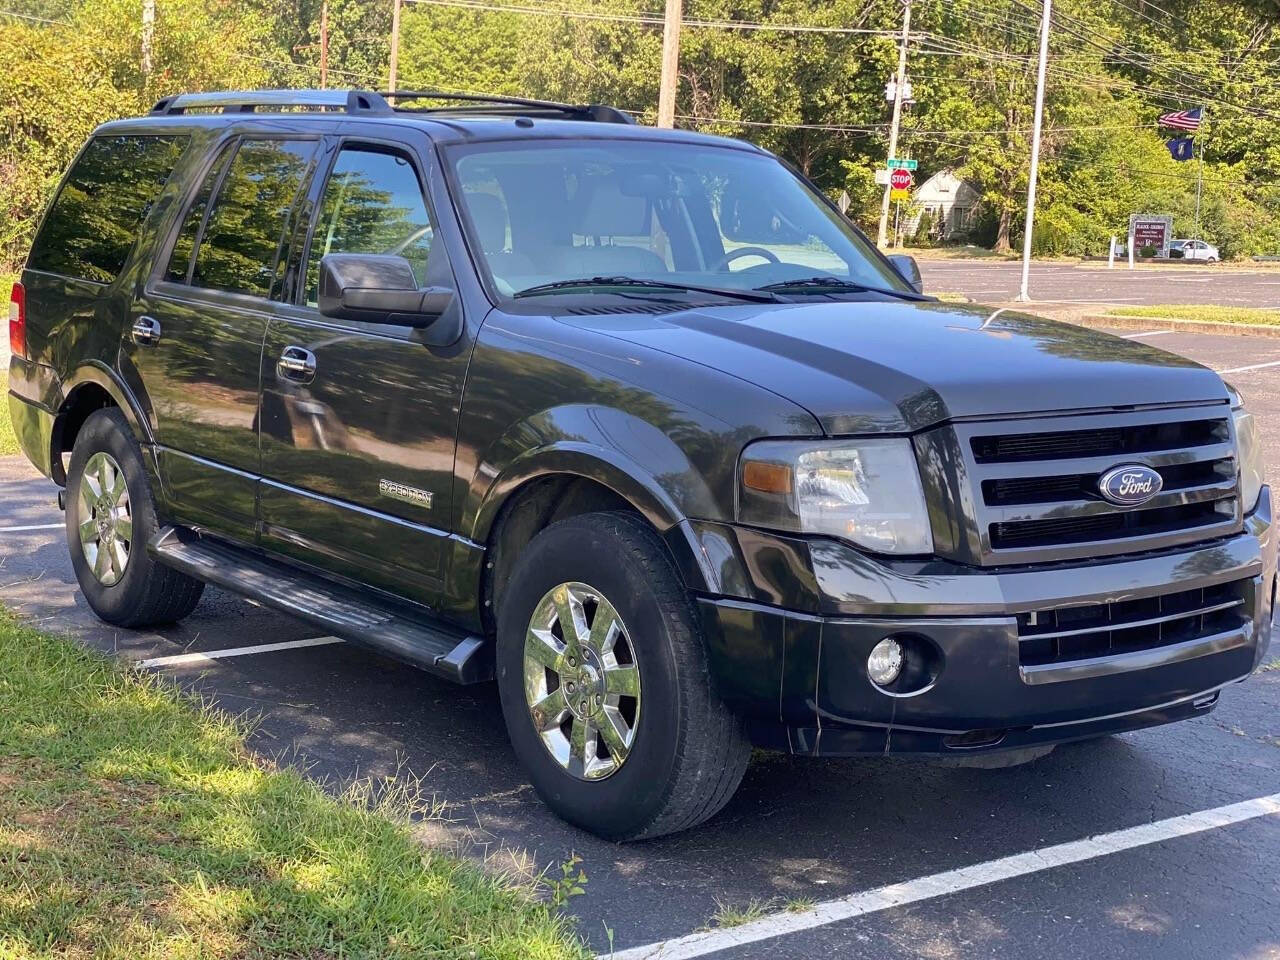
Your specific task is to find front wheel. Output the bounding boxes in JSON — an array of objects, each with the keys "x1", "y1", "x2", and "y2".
[{"x1": 495, "y1": 511, "x2": 750, "y2": 840}]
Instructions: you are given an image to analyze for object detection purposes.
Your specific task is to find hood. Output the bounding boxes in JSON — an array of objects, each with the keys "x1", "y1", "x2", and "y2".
[{"x1": 557, "y1": 300, "x2": 1229, "y2": 434}]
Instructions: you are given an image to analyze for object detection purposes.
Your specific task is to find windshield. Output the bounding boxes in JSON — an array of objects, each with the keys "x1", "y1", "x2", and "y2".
[{"x1": 447, "y1": 139, "x2": 910, "y2": 299}]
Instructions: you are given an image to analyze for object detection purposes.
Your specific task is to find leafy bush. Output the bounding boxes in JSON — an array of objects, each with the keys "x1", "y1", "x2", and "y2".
[{"x1": 913, "y1": 209, "x2": 935, "y2": 246}]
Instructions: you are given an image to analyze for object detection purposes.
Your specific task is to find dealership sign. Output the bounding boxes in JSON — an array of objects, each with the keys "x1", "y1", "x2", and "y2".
[{"x1": 1128, "y1": 214, "x2": 1173, "y2": 257}]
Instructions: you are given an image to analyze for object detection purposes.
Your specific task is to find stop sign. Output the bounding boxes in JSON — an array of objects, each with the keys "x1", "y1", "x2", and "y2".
[{"x1": 889, "y1": 168, "x2": 913, "y2": 191}]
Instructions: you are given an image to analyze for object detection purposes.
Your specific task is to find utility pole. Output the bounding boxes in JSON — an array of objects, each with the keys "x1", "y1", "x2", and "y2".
[
  {"x1": 657, "y1": 0, "x2": 682, "y2": 128},
  {"x1": 876, "y1": 0, "x2": 911, "y2": 249},
  {"x1": 141, "y1": 0, "x2": 155, "y2": 80},
  {"x1": 1016, "y1": 0, "x2": 1051, "y2": 302},
  {"x1": 388, "y1": 0, "x2": 402, "y2": 91},
  {"x1": 319, "y1": 0, "x2": 329, "y2": 89}
]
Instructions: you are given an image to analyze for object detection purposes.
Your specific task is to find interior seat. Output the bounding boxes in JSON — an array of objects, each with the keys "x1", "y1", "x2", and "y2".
[{"x1": 465, "y1": 191, "x2": 536, "y2": 292}]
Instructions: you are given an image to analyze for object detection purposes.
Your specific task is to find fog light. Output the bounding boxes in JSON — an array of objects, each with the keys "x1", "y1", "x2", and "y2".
[{"x1": 867, "y1": 637, "x2": 904, "y2": 687}]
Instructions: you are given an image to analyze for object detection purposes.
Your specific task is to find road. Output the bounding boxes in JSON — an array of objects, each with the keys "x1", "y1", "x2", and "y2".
[
  {"x1": 1, "y1": 324, "x2": 1277, "y2": 959},
  {"x1": 918, "y1": 258, "x2": 1280, "y2": 307}
]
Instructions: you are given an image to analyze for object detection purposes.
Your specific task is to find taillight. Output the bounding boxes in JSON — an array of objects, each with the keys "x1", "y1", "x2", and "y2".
[{"x1": 8, "y1": 282, "x2": 25, "y2": 360}]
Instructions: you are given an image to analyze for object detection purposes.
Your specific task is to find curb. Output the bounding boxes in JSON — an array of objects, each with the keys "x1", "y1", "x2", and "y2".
[{"x1": 1077, "y1": 313, "x2": 1280, "y2": 339}]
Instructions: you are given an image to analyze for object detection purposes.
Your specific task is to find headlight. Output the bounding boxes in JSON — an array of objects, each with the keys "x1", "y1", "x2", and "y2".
[
  {"x1": 1230, "y1": 387, "x2": 1265, "y2": 513},
  {"x1": 738, "y1": 438, "x2": 934, "y2": 554}
]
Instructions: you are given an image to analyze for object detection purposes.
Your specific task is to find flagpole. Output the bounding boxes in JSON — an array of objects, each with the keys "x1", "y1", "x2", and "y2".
[{"x1": 1193, "y1": 124, "x2": 1204, "y2": 246}]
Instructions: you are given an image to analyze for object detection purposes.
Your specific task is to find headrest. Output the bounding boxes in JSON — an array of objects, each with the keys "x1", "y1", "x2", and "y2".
[
  {"x1": 575, "y1": 175, "x2": 651, "y2": 238},
  {"x1": 466, "y1": 192, "x2": 509, "y2": 253}
]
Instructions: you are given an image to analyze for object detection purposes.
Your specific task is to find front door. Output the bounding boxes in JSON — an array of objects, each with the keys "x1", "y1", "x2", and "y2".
[
  {"x1": 257, "y1": 136, "x2": 467, "y2": 607},
  {"x1": 132, "y1": 133, "x2": 323, "y2": 540}
]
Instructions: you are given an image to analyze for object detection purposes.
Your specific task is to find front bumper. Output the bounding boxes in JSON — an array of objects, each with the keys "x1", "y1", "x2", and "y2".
[{"x1": 688, "y1": 486, "x2": 1276, "y2": 757}]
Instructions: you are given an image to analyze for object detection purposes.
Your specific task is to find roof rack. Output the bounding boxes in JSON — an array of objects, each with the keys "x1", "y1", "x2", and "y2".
[
  {"x1": 149, "y1": 89, "x2": 635, "y2": 124},
  {"x1": 383, "y1": 91, "x2": 635, "y2": 124},
  {"x1": 150, "y1": 90, "x2": 393, "y2": 116}
]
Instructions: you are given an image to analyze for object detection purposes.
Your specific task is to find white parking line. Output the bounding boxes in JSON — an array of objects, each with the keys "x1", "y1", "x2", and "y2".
[
  {"x1": 0, "y1": 522, "x2": 63, "y2": 532},
  {"x1": 133, "y1": 635, "x2": 344, "y2": 669},
  {"x1": 1032, "y1": 297, "x2": 1146, "y2": 304},
  {"x1": 606, "y1": 792, "x2": 1280, "y2": 960},
  {"x1": 1216, "y1": 360, "x2": 1280, "y2": 375},
  {"x1": 1120, "y1": 331, "x2": 1175, "y2": 339}
]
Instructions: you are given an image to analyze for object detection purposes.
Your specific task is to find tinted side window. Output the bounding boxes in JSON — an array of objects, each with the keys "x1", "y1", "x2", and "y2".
[
  {"x1": 164, "y1": 143, "x2": 234, "y2": 284},
  {"x1": 29, "y1": 134, "x2": 188, "y2": 283},
  {"x1": 304, "y1": 148, "x2": 434, "y2": 306},
  {"x1": 193, "y1": 139, "x2": 317, "y2": 298}
]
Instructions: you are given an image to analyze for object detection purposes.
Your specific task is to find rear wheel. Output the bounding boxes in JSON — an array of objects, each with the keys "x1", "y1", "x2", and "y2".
[
  {"x1": 65, "y1": 408, "x2": 204, "y2": 627},
  {"x1": 495, "y1": 511, "x2": 750, "y2": 840}
]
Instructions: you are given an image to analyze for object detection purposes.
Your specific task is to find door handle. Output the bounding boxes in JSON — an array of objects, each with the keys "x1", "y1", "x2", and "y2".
[
  {"x1": 131, "y1": 316, "x2": 161, "y2": 346},
  {"x1": 276, "y1": 345, "x2": 317, "y2": 383}
]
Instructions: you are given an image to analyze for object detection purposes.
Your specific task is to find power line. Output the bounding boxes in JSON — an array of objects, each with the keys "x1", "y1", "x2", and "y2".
[
  {"x1": 403, "y1": 0, "x2": 901, "y2": 36},
  {"x1": 1028, "y1": 0, "x2": 1280, "y2": 119},
  {"x1": 0, "y1": 8, "x2": 68, "y2": 26}
]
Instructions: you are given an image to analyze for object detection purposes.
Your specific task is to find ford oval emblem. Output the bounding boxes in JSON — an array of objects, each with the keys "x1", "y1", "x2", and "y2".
[{"x1": 1098, "y1": 464, "x2": 1164, "y2": 507}]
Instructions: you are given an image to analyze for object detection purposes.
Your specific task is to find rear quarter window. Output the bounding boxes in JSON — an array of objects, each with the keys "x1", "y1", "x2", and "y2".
[{"x1": 28, "y1": 134, "x2": 189, "y2": 284}]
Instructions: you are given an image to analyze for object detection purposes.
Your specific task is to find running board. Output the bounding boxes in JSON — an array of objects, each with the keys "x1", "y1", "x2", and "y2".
[{"x1": 148, "y1": 526, "x2": 491, "y2": 684}]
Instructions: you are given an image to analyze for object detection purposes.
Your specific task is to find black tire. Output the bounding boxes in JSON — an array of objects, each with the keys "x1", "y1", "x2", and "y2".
[
  {"x1": 495, "y1": 511, "x2": 751, "y2": 841},
  {"x1": 65, "y1": 408, "x2": 204, "y2": 627}
]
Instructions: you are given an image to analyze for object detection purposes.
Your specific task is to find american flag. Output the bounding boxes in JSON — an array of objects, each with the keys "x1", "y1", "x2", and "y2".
[{"x1": 1159, "y1": 107, "x2": 1204, "y2": 131}]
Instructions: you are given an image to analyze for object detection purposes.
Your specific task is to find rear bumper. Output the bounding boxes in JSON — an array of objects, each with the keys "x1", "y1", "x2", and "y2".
[
  {"x1": 696, "y1": 486, "x2": 1276, "y2": 757},
  {"x1": 7, "y1": 387, "x2": 57, "y2": 480}
]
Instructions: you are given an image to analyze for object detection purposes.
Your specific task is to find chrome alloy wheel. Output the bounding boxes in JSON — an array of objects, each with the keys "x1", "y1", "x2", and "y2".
[
  {"x1": 78, "y1": 451, "x2": 132, "y2": 587},
  {"x1": 523, "y1": 581, "x2": 642, "y2": 781}
]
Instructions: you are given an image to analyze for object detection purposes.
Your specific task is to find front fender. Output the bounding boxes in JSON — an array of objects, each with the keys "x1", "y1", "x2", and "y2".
[{"x1": 466, "y1": 404, "x2": 719, "y2": 543}]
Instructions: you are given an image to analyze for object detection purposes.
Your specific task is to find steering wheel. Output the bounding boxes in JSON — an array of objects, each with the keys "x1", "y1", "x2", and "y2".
[{"x1": 712, "y1": 246, "x2": 781, "y2": 272}]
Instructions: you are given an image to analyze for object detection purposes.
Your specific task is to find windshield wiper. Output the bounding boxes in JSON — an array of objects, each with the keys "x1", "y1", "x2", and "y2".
[
  {"x1": 514, "y1": 275, "x2": 780, "y2": 303},
  {"x1": 757, "y1": 276, "x2": 924, "y2": 300}
]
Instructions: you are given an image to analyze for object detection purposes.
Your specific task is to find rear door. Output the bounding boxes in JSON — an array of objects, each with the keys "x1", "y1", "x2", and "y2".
[
  {"x1": 133, "y1": 132, "x2": 324, "y2": 540},
  {"x1": 257, "y1": 128, "x2": 467, "y2": 606}
]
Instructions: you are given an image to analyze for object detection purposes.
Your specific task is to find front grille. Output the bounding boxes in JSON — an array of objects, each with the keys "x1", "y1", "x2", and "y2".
[
  {"x1": 982, "y1": 459, "x2": 1231, "y2": 506},
  {"x1": 1017, "y1": 580, "x2": 1250, "y2": 667},
  {"x1": 971, "y1": 418, "x2": 1227, "y2": 463},
  {"x1": 991, "y1": 500, "x2": 1230, "y2": 549},
  {"x1": 949, "y1": 408, "x2": 1242, "y2": 564}
]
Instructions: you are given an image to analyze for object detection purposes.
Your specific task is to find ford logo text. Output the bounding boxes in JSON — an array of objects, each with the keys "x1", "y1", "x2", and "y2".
[{"x1": 1098, "y1": 464, "x2": 1163, "y2": 507}]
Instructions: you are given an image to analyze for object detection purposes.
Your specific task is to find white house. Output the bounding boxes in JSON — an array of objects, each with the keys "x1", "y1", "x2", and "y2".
[{"x1": 903, "y1": 169, "x2": 980, "y2": 240}]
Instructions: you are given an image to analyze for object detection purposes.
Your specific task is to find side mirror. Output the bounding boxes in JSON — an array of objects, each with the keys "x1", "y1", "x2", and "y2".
[
  {"x1": 887, "y1": 253, "x2": 923, "y2": 293},
  {"x1": 318, "y1": 253, "x2": 452, "y2": 327}
]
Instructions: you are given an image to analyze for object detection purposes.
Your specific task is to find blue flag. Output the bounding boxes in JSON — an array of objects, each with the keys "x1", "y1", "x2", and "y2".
[{"x1": 1166, "y1": 137, "x2": 1195, "y2": 162}]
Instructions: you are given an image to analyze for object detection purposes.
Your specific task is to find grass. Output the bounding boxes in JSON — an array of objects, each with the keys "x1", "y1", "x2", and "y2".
[
  {"x1": 709, "y1": 898, "x2": 774, "y2": 929},
  {"x1": 1104, "y1": 305, "x2": 1280, "y2": 327},
  {"x1": 897, "y1": 244, "x2": 1019, "y2": 261},
  {"x1": 0, "y1": 611, "x2": 588, "y2": 960},
  {"x1": 0, "y1": 372, "x2": 16, "y2": 457}
]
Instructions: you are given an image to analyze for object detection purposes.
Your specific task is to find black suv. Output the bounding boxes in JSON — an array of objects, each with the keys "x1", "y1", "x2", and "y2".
[{"x1": 8, "y1": 90, "x2": 1275, "y2": 840}]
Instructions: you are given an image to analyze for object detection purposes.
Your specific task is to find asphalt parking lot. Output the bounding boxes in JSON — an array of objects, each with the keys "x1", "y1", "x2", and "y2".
[
  {"x1": 2, "y1": 323, "x2": 1278, "y2": 959},
  {"x1": 918, "y1": 258, "x2": 1280, "y2": 307}
]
